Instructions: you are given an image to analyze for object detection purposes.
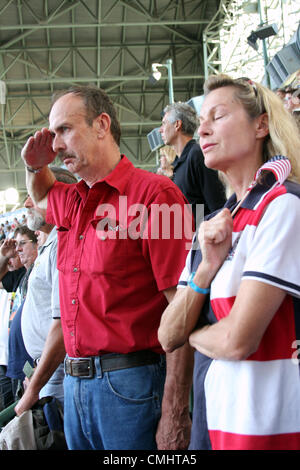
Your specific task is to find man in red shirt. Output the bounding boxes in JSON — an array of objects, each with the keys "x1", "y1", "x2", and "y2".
[{"x1": 21, "y1": 85, "x2": 194, "y2": 450}]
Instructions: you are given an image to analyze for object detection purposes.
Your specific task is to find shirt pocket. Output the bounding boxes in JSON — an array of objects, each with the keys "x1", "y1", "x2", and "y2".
[
  {"x1": 56, "y1": 217, "x2": 71, "y2": 274},
  {"x1": 88, "y1": 218, "x2": 129, "y2": 282}
]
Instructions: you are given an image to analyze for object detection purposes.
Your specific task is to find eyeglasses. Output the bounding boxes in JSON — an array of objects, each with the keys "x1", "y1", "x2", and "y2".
[{"x1": 15, "y1": 240, "x2": 33, "y2": 249}]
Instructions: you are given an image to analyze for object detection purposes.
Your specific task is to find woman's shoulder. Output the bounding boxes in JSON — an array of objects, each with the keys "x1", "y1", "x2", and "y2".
[{"x1": 284, "y1": 179, "x2": 300, "y2": 198}]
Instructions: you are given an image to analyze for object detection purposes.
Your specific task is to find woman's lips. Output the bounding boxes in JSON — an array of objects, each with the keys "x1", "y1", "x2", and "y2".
[{"x1": 201, "y1": 143, "x2": 216, "y2": 151}]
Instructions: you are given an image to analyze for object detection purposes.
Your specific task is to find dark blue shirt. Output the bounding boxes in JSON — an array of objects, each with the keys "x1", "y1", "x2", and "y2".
[
  {"x1": 6, "y1": 300, "x2": 33, "y2": 380},
  {"x1": 172, "y1": 139, "x2": 226, "y2": 224}
]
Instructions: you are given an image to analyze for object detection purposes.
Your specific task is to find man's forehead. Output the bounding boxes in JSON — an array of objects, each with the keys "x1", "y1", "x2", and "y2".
[
  {"x1": 162, "y1": 113, "x2": 170, "y2": 123},
  {"x1": 52, "y1": 92, "x2": 83, "y2": 108},
  {"x1": 49, "y1": 93, "x2": 86, "y2": 126},
  {"x1": 16, "y1": 233, "x2": 30, "y2": 241}
]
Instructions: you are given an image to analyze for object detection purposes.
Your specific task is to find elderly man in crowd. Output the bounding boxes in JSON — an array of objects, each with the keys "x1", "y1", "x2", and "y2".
[
  {"x1": 0, "y1": 250, "x2": 24, "y2": 410},
  {"x1": 15, "y1": 167, "x2": 77, "y2": 416},
  {"x1": 0, "y1": 227, "x2": 38, "y2": 399}
]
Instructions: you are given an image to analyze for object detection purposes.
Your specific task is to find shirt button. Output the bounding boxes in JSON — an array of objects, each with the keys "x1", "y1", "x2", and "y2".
[
  {"x1": 73, "y1": 267, "x2": 78, "y2": 272},
  {"x1": 79, "y1": 235, "x2": 84, "y2": 240},
  {"x1": 70, "y1": 332, "x2": 74, "y2": 337},
  {"x1": 101, "y1": 236, "x2": 106, "y2": 241},
  {"x1": 71, "y1": 299, "x2": 76, "y2": 304}
]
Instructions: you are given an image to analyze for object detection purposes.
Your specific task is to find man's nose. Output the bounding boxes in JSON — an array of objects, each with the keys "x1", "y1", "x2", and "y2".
[
  {"x1": 24, "y1": 196, "x2": 33, "y2": 208},
  {"x1": 52, "y1": 134, "x2": 66, "y2": 153}
]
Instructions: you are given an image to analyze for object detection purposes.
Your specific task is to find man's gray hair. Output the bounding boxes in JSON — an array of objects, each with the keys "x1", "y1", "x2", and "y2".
[{"x1": 163, "y1": 102, "x2": 199, "y2": 136}]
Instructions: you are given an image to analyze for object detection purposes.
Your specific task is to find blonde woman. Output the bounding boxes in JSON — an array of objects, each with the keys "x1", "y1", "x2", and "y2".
[
  {"x1": 158, "y1": 75, "x2": 300, "y2": 450},
  {"x1": 156, "y1": 146, "x2": 175, "y2": 178}
]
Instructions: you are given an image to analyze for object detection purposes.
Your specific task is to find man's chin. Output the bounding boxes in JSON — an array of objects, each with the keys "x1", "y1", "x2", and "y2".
[{"x1": 63, "y1": 158, "x2": 78, "y2": 170}]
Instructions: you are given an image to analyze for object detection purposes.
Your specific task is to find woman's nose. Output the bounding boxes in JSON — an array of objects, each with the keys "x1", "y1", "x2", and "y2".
[{"x1": 197, "y1": 120, "x2": 212, "y2": 137}]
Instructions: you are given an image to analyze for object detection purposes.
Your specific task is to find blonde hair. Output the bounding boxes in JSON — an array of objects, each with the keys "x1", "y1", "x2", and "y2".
[
  {"x1": 159, "y1": 145, "x2": 176, "y2": 164},
  {"x1": 204, "y1": 74, "x2": 300, "y2": 183}
]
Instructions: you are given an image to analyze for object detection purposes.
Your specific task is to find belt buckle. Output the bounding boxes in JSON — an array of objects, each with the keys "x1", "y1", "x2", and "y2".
[
  {"x1": 81, "y1": 358, "x2": 94, "y2": 378},
  {"x1": 67, "y1": 358, "x2": 94, "y2": 378}
]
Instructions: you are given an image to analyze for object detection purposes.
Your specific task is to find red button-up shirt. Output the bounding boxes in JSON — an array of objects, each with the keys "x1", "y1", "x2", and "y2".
[{"x1": 47, "y1": 156, "x2": 192, "y2": 357}]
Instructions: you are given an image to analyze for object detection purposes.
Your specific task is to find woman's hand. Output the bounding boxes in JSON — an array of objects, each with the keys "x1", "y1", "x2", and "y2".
[{"x1": 198, "y1": 208, "x2": 233, "y2": 282}]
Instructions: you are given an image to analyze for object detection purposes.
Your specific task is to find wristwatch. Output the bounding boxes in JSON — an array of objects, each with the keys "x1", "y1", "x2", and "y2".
[{"x1": 26, "y1": 166, "x2": 43, "y2": 174}]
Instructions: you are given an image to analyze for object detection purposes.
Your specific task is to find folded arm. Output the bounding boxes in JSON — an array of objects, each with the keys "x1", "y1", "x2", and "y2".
[
  {"x1": 158, "y1": 208, "x2": 233, "y2": 353},
  {"x1": 189, "y1": 279, "x2": 286, "y2": 360}
]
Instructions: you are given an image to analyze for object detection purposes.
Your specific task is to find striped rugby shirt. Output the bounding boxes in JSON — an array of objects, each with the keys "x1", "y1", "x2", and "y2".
[{"x1": 179, "y1": 177, "x2": 300, "y2": 450}]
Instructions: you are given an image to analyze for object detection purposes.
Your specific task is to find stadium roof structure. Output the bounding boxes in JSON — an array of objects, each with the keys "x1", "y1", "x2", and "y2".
[
  {"x1": 0, "y1": 0, "x2": 232, "y2": 206},
  {"x1": 0, "y1": 0, "x2": 299, "y2": 212}
]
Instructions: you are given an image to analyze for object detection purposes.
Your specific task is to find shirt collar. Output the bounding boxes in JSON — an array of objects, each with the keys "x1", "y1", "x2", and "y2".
[
  {"x1": 75, "y1": 155, "x2": 134, "y2": 198},
  {"x1": 173, "y1": 139, "x2": 196, "y2": 168},
  {"x1": 38, "y1": 226, "x2": 57, "y2": 252},
  {"x1": 226, "y1": 171, "x2": 282, "y2": 215}
]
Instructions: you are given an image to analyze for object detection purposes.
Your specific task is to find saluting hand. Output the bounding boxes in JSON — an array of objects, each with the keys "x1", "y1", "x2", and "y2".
[
  {"x1": 21, "y1": 127, "x2": 57, "y2": 169},
  {"x1": 0, "y1": 238, "x2": 17, "y2": 259}
]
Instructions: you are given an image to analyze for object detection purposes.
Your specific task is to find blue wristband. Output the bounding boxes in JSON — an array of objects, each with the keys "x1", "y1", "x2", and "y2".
[{"x1": 188, "y1": 272, "x2": 210, "y2": 295}]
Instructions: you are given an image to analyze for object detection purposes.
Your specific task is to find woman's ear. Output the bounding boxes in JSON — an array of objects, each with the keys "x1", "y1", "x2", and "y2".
[{"x1": 256, "y1": 112, "x2": 269, "y2": 139}]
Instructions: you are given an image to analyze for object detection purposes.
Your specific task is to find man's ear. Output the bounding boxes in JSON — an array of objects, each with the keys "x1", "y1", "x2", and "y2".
[
  {"x1": 174, "y1": 119, "x2": 182, "y2": 132},
  {"x1": 94, "y1": 112, "x2": 111, "y2": 139},
  {"x1": 256, "y1": 112, "x2": 269, "y2": 139}
]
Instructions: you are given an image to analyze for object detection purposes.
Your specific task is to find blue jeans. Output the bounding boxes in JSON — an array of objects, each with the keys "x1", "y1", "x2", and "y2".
[{"x1": 63, "y1": 355, "x2": 166, "y2": 450}]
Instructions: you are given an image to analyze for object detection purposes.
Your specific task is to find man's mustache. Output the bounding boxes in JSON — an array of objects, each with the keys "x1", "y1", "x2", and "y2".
[{"x1": 57, "y1": 152, "x2": 76, "y2": 161}]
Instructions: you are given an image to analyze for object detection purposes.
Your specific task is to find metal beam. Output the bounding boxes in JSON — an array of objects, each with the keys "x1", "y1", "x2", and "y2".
[
  {"x1": 2, "y1": 89, "x2": 190, "y2": 100},
  {"x1": 0, "y1": 43, "x2": 203, "y2": 53},
  {"x1": 118, "y1": 0, "x2": 202, "y2": 43},
  {"x1": 202, "y1": 0, "x2": 229, "y2": 79},
  {"x1": 1, "y1": 0, "x2": 82, "y2": 49},
  {"x1": 0, "y1": 20, "x2": 209, "y2": 32},
  {"x1": 4, "y1": 74, "x2": 204, "y2": 85}
]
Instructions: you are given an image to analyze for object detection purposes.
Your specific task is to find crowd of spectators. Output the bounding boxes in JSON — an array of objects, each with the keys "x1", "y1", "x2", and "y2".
[
  {"x1": 0, "y1": 215, "x2": 27, "y2": 242},
  {"x1": 0, "y1": 70, "x2": 299, "y2": 451},
  {"x1": 275, "y1": 71, "x2": 300, "y2": 131}
]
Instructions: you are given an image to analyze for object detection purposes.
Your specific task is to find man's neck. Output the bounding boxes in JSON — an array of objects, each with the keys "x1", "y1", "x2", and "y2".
[
  {"x1": 173, "y1": 135, "x2": 193, "y2": 158},
  {"x1": 83, "y1": 149, "x2": 122, "y2": 188}
]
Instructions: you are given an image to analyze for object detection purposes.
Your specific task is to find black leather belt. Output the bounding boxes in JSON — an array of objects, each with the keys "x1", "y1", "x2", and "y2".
[{"x1": 64, "y1": 350, "x2": 162, "y2": 378}]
